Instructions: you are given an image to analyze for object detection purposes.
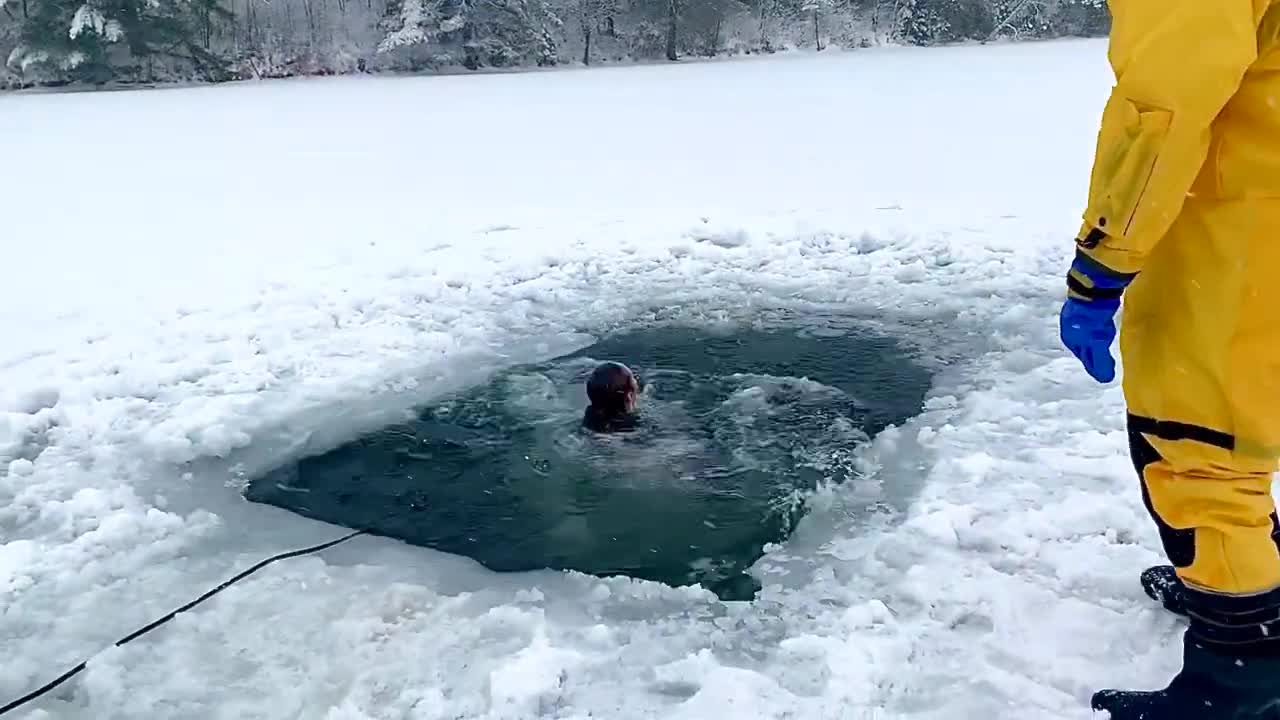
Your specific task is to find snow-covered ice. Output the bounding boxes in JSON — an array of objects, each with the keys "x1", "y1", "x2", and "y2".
[{"x1": 0, "y1": 40, "x2": 1189, "y2": 719}]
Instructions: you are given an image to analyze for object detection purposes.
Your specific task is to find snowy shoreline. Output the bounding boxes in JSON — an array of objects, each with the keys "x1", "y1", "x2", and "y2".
[{"x1": 0, "y1": 38, "x2": 1050, "y2": 98}]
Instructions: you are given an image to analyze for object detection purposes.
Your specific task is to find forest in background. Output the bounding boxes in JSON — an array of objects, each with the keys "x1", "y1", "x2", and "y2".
[{"x1": 0, "y1": 0, "x2": 1108, "y2": 88}]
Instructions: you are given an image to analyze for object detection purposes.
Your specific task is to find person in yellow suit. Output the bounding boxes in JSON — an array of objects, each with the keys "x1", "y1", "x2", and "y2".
[{"x1": 1058, "y1": 1, "x2": 1280, "y2": 717}]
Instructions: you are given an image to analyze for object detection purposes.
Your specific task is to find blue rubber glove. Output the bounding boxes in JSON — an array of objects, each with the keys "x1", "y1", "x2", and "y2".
[{"x1": 1059, "y1": 251, "x2": 1134, "y2": 383}]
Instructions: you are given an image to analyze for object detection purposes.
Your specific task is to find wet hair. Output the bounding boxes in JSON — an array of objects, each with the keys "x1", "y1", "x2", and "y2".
[
  {"x1": 586, "y1": 361, "x2": 638, "y2": 414},
  {"x1": 583, "y1": 362, "x2": 639, "y2": 433}
]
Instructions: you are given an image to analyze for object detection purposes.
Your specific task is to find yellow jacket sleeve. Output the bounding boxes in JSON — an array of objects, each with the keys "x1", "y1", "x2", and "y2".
[{"x1": 1076, "y1": 0, "x2": 1261, "y2": 276}]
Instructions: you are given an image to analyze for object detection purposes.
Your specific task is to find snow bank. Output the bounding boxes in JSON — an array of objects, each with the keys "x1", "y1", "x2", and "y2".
[{"x1": 0, "y1": 39, "x2": 1183, "y2": 720}]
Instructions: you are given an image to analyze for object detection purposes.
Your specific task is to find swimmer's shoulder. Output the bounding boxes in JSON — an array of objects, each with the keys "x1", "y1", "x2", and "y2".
[{"x1": 581, "y1": 406, "x2": 642, "y2": 434}]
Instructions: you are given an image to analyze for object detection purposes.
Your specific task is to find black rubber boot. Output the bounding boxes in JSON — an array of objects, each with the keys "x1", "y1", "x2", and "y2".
[
  {"x1": 1092, "y1": 631, "x2": 1280, "y2": 719},
  {"x1": 1142, "y1": 565, "x2": 1188, "y2": 618}
]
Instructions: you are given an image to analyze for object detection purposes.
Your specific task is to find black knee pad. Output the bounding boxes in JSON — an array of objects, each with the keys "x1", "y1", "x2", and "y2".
[{"x1": 1128, "y1": 416, "x2": 1198, "y2": 569}]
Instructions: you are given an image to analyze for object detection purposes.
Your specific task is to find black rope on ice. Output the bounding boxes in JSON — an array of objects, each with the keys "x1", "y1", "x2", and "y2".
[{"x1": 0, "y1": 529, "x2": 367, "y2": 717}]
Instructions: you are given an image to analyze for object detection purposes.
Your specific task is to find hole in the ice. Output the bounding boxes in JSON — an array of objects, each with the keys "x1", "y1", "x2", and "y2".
[{"x1": 243, "y1": 324, "x2": 932, "y2": 601}]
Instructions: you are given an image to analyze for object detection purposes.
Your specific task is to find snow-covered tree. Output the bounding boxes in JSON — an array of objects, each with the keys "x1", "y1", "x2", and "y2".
[
  {"x1": 378, "y1": 0, "x2": 452, "y2": 53},
  {"x1": 7, "y1": 0, "x2": 117, "y2": 82},
  {"x1": 0, "y1": 0, "x2": 21, "y2": 84},
  {"x1": 1050, "y1": 0, "x2": 1106, "y2": 36},
  {"x1": 986, "y1": 0, "x2": 1047, "y2": 39},
  {"x1": 7, "y1": 0, "x2": 232, "y2": 83},
  {"x1": 800, "y1": 0, "x2": 828, "y2": 49},
  {"x1": 379, "y1": 0, "x2": 559, "y2": 67},
  {"x1": 894, "y1": 0, "x2": 946, "y2": 44},
  {"x1": 679, "y1": 0, "x2": 745, "y2": 55},
  {"x1": 575, "y1": 0, "x2": 614, "y2": 63}
]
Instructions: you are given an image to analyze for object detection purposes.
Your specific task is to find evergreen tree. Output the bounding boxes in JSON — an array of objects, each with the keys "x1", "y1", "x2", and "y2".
[
  {"x1": 7, "y1": 0, "x2": 231, "y2": 82},
  {"x1": 895, "y1": 0, "x2": 946, "y2": 44},
  {"x1": 380, "y1": 0, "x2": 559, "y2": 67},
  {"x1": 8, "y1": 0, "x2": 118, "y2": 82}
]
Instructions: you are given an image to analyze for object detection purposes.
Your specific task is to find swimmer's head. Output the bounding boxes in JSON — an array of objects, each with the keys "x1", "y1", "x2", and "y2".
[
  {"x1": 586, "y1": 361, "x2": 640, "y2": 416},
  {"x1": 582, "y1": 362, "x2": 641, "y2": 433}
]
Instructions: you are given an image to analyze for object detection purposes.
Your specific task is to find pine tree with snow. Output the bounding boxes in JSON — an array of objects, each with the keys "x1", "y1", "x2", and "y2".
[
  {"x1": 378, "y1": 0, "x2": 443, "y2": 53},
  {"x1": 894, "y1": 0, "x2": 947, "y2": 44},
  {"x1": 7, "y1": 0, "x2": 118, "y2": 82},
  {"x1": 379, "y1": 0, "x2": 560, "y2": 68},
  {"x1": 0, "y1": 0, "x2": 21, "y2": 75},
  {"x1": 7, "y1": 0, "x2": 231, "y2": 83}
]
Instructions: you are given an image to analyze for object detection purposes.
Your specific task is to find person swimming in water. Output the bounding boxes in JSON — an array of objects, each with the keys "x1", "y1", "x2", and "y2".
[{"x1": 582, "y1": 361, "x2": 641, "y2": 433}]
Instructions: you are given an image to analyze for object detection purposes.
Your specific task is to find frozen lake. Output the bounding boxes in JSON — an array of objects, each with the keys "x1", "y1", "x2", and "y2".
[{"x1": 0, "y1": 39, "x2": 1181, "y2": 720}]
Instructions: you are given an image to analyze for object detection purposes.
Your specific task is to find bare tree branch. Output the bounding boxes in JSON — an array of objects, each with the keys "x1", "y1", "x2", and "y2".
[{"x1": 986, "y1": 0, "x2": 1047, "y2": 41}]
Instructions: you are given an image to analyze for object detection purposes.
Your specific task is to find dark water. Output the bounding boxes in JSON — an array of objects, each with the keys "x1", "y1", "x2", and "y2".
[{"x1": 245, "y1": 326, "x2": 933, "y2": 600}]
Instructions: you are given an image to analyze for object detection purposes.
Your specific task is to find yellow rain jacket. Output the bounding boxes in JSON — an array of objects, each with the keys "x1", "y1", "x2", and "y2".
[{"x1": 1076, "y1": 0, "x2": 1280, "y2": 598}]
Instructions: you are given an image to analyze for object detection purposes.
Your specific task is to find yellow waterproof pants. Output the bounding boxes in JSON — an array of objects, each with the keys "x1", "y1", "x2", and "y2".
[{"x1": 1120, "y1": 197, "x2": 1280, "y2": 599}]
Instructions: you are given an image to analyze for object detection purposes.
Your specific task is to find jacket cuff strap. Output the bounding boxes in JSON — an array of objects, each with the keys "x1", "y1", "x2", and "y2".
[
  {"x1": 1067, "y1": 270, "x2": 1126, "y2": 302},
  {"x1": 1067, "y1": 229, "x2": 1137, "y2": 302}
]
